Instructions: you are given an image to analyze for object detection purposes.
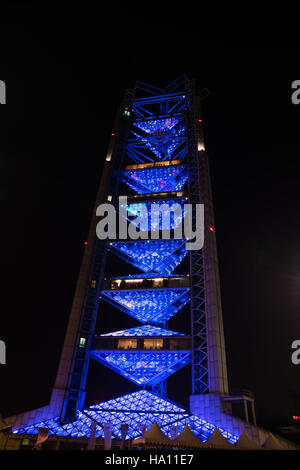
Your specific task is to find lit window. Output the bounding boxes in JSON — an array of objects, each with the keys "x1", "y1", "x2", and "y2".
[
  {"x1": 111, "y1": 279, "x2": 122, "y2": 289},
  {"x1": 144, "y1": 339, "x2": 163, "y2": 350},
  {"x1": 79, "y1": 337, "x2": 86, "y2": 348},
  {"x1": 153, "y1": 278, "x2": 164, "y2": 288},
  {"x1": 107, "y1": 195, "x2": 112, "y2": 202},
  {"x1": 117, "y1": 339, "x2": 137, "y2": 350}
]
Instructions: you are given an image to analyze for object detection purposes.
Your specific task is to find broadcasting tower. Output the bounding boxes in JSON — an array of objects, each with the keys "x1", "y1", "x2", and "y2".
[{"x1": 9, "y1": 76, "x2": 260, "y2": 444}]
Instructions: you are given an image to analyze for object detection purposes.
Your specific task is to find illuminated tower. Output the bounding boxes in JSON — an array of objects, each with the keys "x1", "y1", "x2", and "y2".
[{"x1": 10, "y1": 76, "x2": 259, "y2": 444}]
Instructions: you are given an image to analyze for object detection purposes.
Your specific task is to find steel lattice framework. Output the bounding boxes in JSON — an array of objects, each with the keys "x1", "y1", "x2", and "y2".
[
  {"x1": 100, "y1": 287, "x2": 190, "y2": 325},
  {"x1": 58, "y1": 74, "x2": 228, "y2": 419},
  {"x1": 12, "y1": 390, "x2": 238, "y2": 443},
  {"x1": 109, "y1": 239, "x2": 188, "y2": 274},
  {"x1": 185, "y1": 80, "x2": 209, "y2": 393},
  {"x1": 100, "y1": 325, "x2": 184, "y2": 337},
  {"x1": 11, "y1": 76, "x2": 230, "y2": 438},
  {"x1": 121, "y1": 163, "x2": 188, "y2": 194}
]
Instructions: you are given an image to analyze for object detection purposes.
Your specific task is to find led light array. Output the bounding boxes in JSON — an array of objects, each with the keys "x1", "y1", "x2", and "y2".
[
  {"x1": 13, "y1": 390, "x2": 238, "y2": 443},
  {"x1": 109, "y1": 239, "x2": 188, "y2": 274},
  {"x1": 134, "y1": 117, "x2": 179, "y2": 134},
  {"x1": 120, "y1": 198, "x2": 187, "y2": 232},
  {"x1": 101, "y1": 325, "x2": 184, "y2": 337},
  {"x1": 90, "y1": 351, "x2": 192, "y2": 385},
  {"x1": 121, "y1": 164, "x2": 188, "y2": 194},
  {"x1": 100, "y1": 288, "x2": 190, "y2": 324}
]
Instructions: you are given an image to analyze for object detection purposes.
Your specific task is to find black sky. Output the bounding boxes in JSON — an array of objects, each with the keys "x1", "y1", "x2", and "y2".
[{"x1": 0, "y1": 4, "x2": 299, "y2": 429}]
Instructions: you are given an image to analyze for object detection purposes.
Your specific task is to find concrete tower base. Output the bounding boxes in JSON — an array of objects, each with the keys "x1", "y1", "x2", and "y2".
[{"x1": 190, "y1": 392, "x2": 283, "y2": 447}]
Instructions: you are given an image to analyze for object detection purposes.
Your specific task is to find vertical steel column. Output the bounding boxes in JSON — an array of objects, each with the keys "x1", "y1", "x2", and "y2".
[
  {"x1": 151, "y1": 381, "x2": 167, "y2": 398},
  {"x1": 185, "y1": 78, "x2": 209, "y2": 394},
  {"x1": 198, "y1": 149, "x2": 229, "y2": 394},
  {"x1": 186, "y1": 77, "x2": 228, "y2": 395}
]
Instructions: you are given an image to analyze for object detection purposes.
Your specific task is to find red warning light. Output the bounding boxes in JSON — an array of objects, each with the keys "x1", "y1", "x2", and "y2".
[
  {"x1": 209, "y1": 226, "x2": 214, "y2": 232},
  {"x1": 84, "y1": 241, "x2": 88, "y2": 246},
  {"x1": 198, "y1": 119, "x2": 202, "y2": 123},
  {"x1": 111, "y1": 132, "x2": 116, "y2": 136}
]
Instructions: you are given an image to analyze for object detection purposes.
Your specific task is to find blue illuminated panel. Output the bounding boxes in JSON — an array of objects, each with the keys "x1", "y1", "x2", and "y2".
[
  {"x1": 12, "y1": 390, "x2": 238, "y2": 443},
  {"x1": 101, "y1": 325, "x2": 184, "y2": 337},
  {"x1": 130, "y1": 117, "x2": 186, "y2": 161},
  {"x1": 100, "y1": 288, "x2": 190, "y2": 324},
  {"x1": 121, "y1": 164, "x2": 188, "y2": 194},
  {"x1": 131, "y1": 129, "x2": 185, "y2": 162},
  {"x1": 109, "y1": 273, "x2": 186, "y2": 279},
  {"x1": 90, "y1": 351, "x2": 192, "y2": 385},
  {"x1": 134, "y1": 117, "x2": 179, "y2": 134},
  {"x1": 120, "y1": 198, "x2": 187, "y2": 232},
  {"x1": 109, "y1": 240, "x2": 188, "y2": 275}
]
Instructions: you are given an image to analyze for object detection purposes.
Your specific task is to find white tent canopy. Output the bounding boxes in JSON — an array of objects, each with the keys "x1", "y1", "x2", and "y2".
[
  {"x1": 132, "y1": 421, "x2": 173, "y2": 447},
  {"x1": 175, "y1": 425, "x2": 212, "y2": 449},
  {"x1": 234, "y1": 430, "x2": 262, "y2": 450},
  {"x1": 262, "y1": 433, "x2": 287, "y2": 450},
  {"x1": 206, "y1": 428, "x2": 235, "y2": 449}
]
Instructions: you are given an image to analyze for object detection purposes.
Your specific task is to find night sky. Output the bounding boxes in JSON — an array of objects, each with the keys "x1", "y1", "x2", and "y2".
[{"x1": 0, "y1": 4, "x2": 299, "y2": 431}]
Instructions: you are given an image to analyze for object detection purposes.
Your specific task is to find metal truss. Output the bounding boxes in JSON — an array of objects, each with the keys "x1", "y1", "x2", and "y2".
[
  {"x1": 126, "y1": 118, "x2": 187, "y2": 163},
  {"x1": 150, "y1": 380, "x2": 167, "y2": 398},
  {"x1": 9, "y1": 75, "x2": 233, "y2": 439},
  {"x1": 59, "y1": 76, "x2": 212, "y2": 422},
  {"x1": 184, "y1": 77, "x2": 209, "y2": 394},
  {"x1": 95, "y1": 79, "x2": 192, "y2": 398}
]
